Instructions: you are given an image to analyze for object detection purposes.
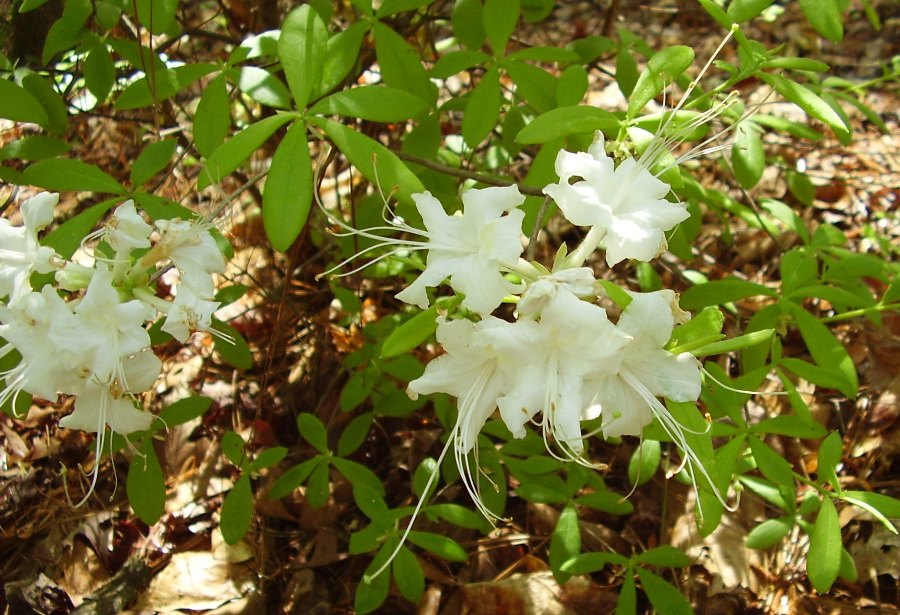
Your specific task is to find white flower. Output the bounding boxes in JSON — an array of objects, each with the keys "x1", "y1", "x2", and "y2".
[
  {"x1": 150, "y1": 218, "x2": 225, "y2": 297},
  {"x1": 323, "y1": 186, "x2": 526, "y2": 316},
  {"x1": 104, "y1": 200, "x2": 152, "y2": 253},
  {"x1": 394, "y1": 187, "x2": 526, "y2": 315},
  {"x1": 517, "y1": 266, "x2": 597, "y2": 318},
  {"x1": 0, "y1": 192, "x2": 61, "y2": 299},
  {"x1": 162, "y1": 283, "x2": 220, "y2": 342},
  {"x1": 587, "y1": 289, "x2": 700, "y2": 438},
  {"x1": 487, "y1": 290, "x2": 629, "y2": 458},
  {"x1": 407, "y1": 315, "x2": 513, "y2": 520},
  {"x1": 543, "y1": 133, "x2": 689, "y2": 267}
]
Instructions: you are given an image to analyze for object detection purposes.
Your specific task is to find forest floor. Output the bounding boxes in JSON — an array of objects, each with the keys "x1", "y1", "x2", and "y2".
[{"x1": 1, "y1": 1, "x2": 898, "y2": 614}]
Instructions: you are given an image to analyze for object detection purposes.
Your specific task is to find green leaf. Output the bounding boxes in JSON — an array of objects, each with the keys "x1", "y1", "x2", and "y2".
[
  {"x1": 43, "y1": 199, "x2": 116, "y2": 258},
  {"x1": 817, "y1": 431, "x2": 843, "y2": 493},
  {"x1": 516, "y1": 105, "x2": 620, "y2": 144},
  {"x1": 746, "y1": 517, "x2": 793, "y2": 549},
  {"x1": 230, "y1": 66, "x2": 292, "y2": 109},
  {"x1": 616, "y1": 48, "x2": 639, "y2": 99},
  {"x1": 628, "y1": 440, "x2": 660, "y2": 487},
  {"x1": 278, "y1": 5, "x2": 328, "y2": 109},
  {"x1": 799, "y1": 0, "x2": 844, "y2": 42},
  {"x1": 262, "y1": 120, "x2": 312, "y2": 252},
  {"x1": 749, "y1": 435, "x2": 795, "y2": 487},
  {"x1": 392, "y1": 546, "x2": 425, "y2": 602},
  {"x1": 634, "y1": 545, "x2": 692, "y2": 568},
  {"x1": 332, "y1": 457, "x2": 387, "y2": 497},
  {"x1": 463, "y1": 65, "x2": 501, "y2": 147},
  {"x1": 356, "y1": 546, "x2": 392, "y2": 614},
  {"x1": 116, "y1": 64, "x2": 217, "y2": 110},
  {"x1": 381, "y1": 307, "x2": 438, "y2": 359},
  {"x1": 307, "y1": 456, "x2": 331, "y2": 507},
  {"x1": 574, "y1": 491, "x2": 634, "y2": 515},
  {"x1": 780, "y1": 248, "x2": 817, "y2": 295},
  {"x1": 42, "y1": 0, "x2": 90, "y2": 64},
  {"x1": 412, "y1": 456, "x2": 439, "y2": 500},
  {"x1": 732, "y1": 120, "x2": 765, "y2": 190},
  {"x1": 199, "y1": 113, "x2": 294, "y2": 190},
  {"x1": 502, "y1": 59, "x2": 556, "y2": 113},
  {"x1": 269, "y1": 457, "x2": 321, "y2": 500},
  {"x1": 751, "y1": 415, "x2": 826, "y2": 439},
  {"x1": 680, "y1": 278, "x2": 777, "y2": 310},
  {"x1": 315, "y1": 117, "x2": 424, "y2": 205},
  {"x1": 549, "y1": 505, "x2": 581, "y2": 581},
  {"x1": 135, "y1": 0, "x2": 179, "y2": 34},
  {"x1": 19, "y1": 0, "x2": 52, "y2": 10},
  {"x1": 637, "y1": 568, "x2": 693, "y2": 615},
  {"x1": 627, "y1": 46, "x2": 694, "y2": 118},
  {"x1": 807, "y1": 496, "x2": 841, "y2": 593},
  {"x1": 337, "y1": 412, "x2": 374, "y2": 457},
  {"x1": 483, "y1": 0, "x2": 520, "y2": 54},
  {"x1": 839, "y1": 491, "x2": 900, "y2": 534},
  {"x1": 785, "y1": 303, "x2": 858, "y2": 399},
  {"x1": 727, "y1": 0, "x2": 776, "y2": 22},
  {"x1": 761, "y1": 74, "x2": 850, "y2": 141},
  {"x1": 407, "y1": 530, "x2": 468, "y2": 562},
  {"x1": 249, "y1": 446, "x2": 288, "y2": 472},
  {"x1": 297, "y1": 413, "x2": 329, "y2": 454},
  {"x1": 220, "y1": 475, "x2": 253, "y2": 544},
  {"x1": 616, "y1": 570, "x2": 637, "y2": 615},
  {"x1": 428, "y1": 503, "x2": 490, "y2": 531},
  {"x1": 158, "y1": 395, "x2": 213, "y2": 427},
  {"x1": 84, "y1": 44, "x2": 116, "y2": 104},
  {"x1": 193, "y1": 73, "x2": 231, "y2": 157},
  {"x1": 310, "y1": 85, "x2": 428, "y2": 122},
  {"x1": 131, "y1": 139, "x2": 177, "y2": 186},
  {"x1": 212, "y1": 321, "x2": 254, "y2": 370},
  {"x1": 221, "y1": 430, "x2": 246, "y2": 467},
  {"x1": 376, "y1": 0, "x2": 433, "y2": 17},
  {"x1": 0, "y1": 79, "x2": 49, "y2": 127},
  {"x1": 317, "y1": 21, "x2": 368, "y2": 96},
  {"x1": 560, "y1": 552, "x2": 628, "y2": 575},
  {"x1": 452, "y1": 0, "x2": 486, "y2": 50},
  {"x1": 22, "y1": 159, "x2": 125, "y2": 194},
  {"x1": 374, "y1": 22, "x2": 434, "y2": 103},
  {"x1": 556, "y1": 65, "x2": 588, "y2": 107},
  {"x1": 431, "y1": 50, "x2": 492, "y2": 79},
  {"x1": 0, "y1": 135, "x2": 71, "y2": 161},
  {"x1": 127, "y1": 437, "x2": 166, "y2": 525}
]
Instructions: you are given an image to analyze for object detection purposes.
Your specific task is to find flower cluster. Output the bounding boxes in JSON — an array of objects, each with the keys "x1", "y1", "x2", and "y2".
[
  {"x1": 329, "y1": 131, "x2": 723, "y2": 520},
  {"x1": 0, "y1": 194, "x2": 225, "y2": 496}
]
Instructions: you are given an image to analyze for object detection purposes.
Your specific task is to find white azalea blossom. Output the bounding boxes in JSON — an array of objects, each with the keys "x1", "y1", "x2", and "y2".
[
  {"x1": 543, "y1": 133, "x2": 689, "y2": 267},
  {"x1": 150, "y1": 217, "x2": 226, "y2": 297},
  {"x1": 104, "y1": 200, "x2": 153, "y2": 254},
  {"x1": 162, "y1": 282, "x2": 220, "y2": 342},
  {"x1": 0, "y1": 192, "x2": 62, "y2": 300}
]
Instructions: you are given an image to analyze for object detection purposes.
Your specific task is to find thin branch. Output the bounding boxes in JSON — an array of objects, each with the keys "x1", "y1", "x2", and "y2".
[{"x1": 393, "y1": 151, "x2": 546, "y2": 198}]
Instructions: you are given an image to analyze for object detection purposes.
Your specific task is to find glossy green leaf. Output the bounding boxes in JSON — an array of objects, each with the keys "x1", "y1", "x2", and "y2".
[
  {"x1": 574, "y1": 491, "x2": 634, "y2": 515},
  {"x1": 310, "y1": 85, "x2": 428, "y2": 122},
  {"x1": 131, "y1": 139, "x2": 177, "y2": 186},
  {"x1": 732, "y1": 120, "x2": 765, "y2": 190},
  {"x1": 428, "y1": 503, "x2": 490, "y2": 531},
  {"x1": 616, "y1": 48, "x2": 639, "y2": 99},
  {"x1": 483, "y1": 0, "x2": 520, "y2": 54},
  {"x1": 680, "y1": 278, "x2": 777, "y2": 310},
  {"x1": 462, "y1": 65, "x2": 501, "y2": 147},
  {"x1": 556, "y1": 65, "x2": 588, "y2": 107},
  {"x1": 278, "y1": 5, "x2": 328, "y2": 108},
  {"x1": 746, "y1": 517, "x2": 793, "y2": 549},
  {"x1": 839, "y1": 491, "x2": 900, "y2": 534},
  {"x1": 332, "y1": 457, "x2": 387, "y2": 497},
  {"x1": 749, "y1": 435, "x2": 795, "y2": 487},
  {"x1": 135, "y1": 0, "x2": 178, "y2": 34},
  {"x1": 231, "y1": 66, "x2": 292, "y2": 109},
  {"x1": 393, "y1": 546, "x2": 425, "y2": 602},
  {"x1": 634, "y1": 545, "x2": 692, "y2": 568},
  {"x1": 751, "y1": 415, "x2": 826, "y2": 439},
  {"x1": 127, "y1": 437, "x2": 166, "y2": 525},
  {"x1": 307, "y1": 456, "x2": 331, "y2": 508},
  {"x1": 560, "y1": 552, "x2": 628, "y2": 575},
  {"x1": 817, "y1": 431, "x2": 843, "y2": 493},
  {"x1": 158, "y1": 395, "x2": 213, "y2": 427},
  {"x1": 249, "y1": 446, "x2": 288, "y2": 472},
  {"x1": 21, "y1": 73, "x2": 66, "y2": 135},
  {"x1": 211, "y1": 321, "x2": 253, "y2": 370},
  {"x1": 84, "y1": 43, "x2": 116, "y2": 103},
  {"x1": 42, "y1": 0, "x2": 90, "y2": 64},
  {"x1": 761, "y1": 73, "x2": 850, "y2": 141},
  {"x1": 269, "y1": 457, "x2": 321, "y2": 500},
  {"x1": 374, "y1": 22, "x2": 433, "y2": 103},
  {"x1": 431, "y1": 50, "x2": 491, "y2": 79},
  {"x1": 23, "y1": 158, "x2": 124, "y2": 194},
  {"x1": 627, "y1": 46, "x2": 694, "y2": 118},
  {"x1": 516, "y1": 105, "x2": 619, "y2": 144},
  {"x1": 786, "y1": 303, "x2": 858, "y2": 399},
  {"x1": 637, "y1": 567, "x2": 693, "y2": 615},
  {"x1": 451, "y1": 0, "x2": 486, "y2": 50},
  {"x1": 262, "y1": 120, "x2": 311, "y2": 252},
  {"x1": 198, "y1": 113, "x2": 294, "y2": 190},
  {"x1": 616, "y1": 570, "x2": 637, "y2": 615},
  {"x1": 317, "y1": 22, "x2": 368, "y2": 96},
  {"x1": 549, "y1": 505, "x2": 581, "y2": 581},
  {"x1": 220, "y1": 475, "x2": 253, "y2": 544},
  {"x1": 297, "y1": 413, "x2": 329, "y2": 455},
  {"x1": 502, "y1": 59, "x2": 556, "y2": 113},
  {"x1": 727, "y1": 0, "x2": 776, "y2": 22},
  {"x1": 799, "y1": 0, "x2": 843, "y2": 42},
  {"x1": 337, "y1": 412, "x2": 374, "y2": 457},
  {"x1": 315, "y1": 117, "x2": 424, "y2": 204},
  {"x1": 407, "y1": 530, "x2": 467, "y2": 562},
  {"x1": 628, "y1": 440, "x2": 660, "y2": 487},
  {"x1": 0, "y1": 135, "x2": 70, "y2": 161},
  {"x1": 381, "y1": 307, "x2": 438, "y2": 359},
  {"x1": 0, "y1": 78, "x2": 49, "y2": 127},
  {"x1": 43, "y1": 199, "x2": 116, "y2": 258},
  {"x1": 221, "y1": 430, "x2": 246, "y2": 467},
  {"x1": 807, "y1": 496, "x2": 841, "y2": 593},
  {"x1": 193, "y1": 73, "x2": 231, "y2": 157},
  {"x1": 356, "y1": 546, "x2": 392, "y2": 613},
  {"x1": 689, "y1": 329, "x2": 774, "y2": 357},
  {"x1": 116, "y1": 64, "x2": 216, "y2": 110}
]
